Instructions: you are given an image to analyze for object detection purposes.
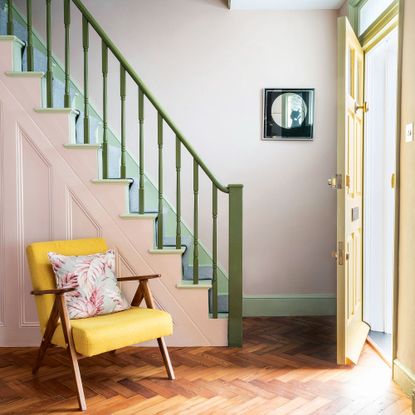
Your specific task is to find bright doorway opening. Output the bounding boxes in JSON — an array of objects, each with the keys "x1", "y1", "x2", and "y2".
[{"x1": 363, "y1": 26, "x2": 399, "y2": 364}]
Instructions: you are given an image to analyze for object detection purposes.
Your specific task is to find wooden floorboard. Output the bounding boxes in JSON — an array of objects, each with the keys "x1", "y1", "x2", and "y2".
[{"x1": 0, "y1": 317, "x2": 411, "y2": 414}]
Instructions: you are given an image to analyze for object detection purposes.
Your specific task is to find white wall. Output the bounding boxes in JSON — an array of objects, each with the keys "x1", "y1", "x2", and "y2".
[{"x1": 19, "y1": 0, "x2": 338, "y2": 297}]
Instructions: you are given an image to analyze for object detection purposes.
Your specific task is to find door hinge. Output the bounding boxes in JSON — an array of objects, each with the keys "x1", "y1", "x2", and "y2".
[
  {"x1": 391, "y1": 173, "x2": 396, "y2": 189},
  {"x1": 345, "y1": 174, "x2": 350, "y2": 188},
  {"x1": 328, "y1": 174, "x2": 342, "y2": 189}
]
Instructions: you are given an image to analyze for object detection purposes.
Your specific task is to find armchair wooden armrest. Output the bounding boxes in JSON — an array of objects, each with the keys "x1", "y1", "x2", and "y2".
[
  {"x1": 118, "y1": 274, "x2": 160, "y2": 308},
  {"x1": 31, "y1": 287, "x2": 76, "y2": 296},
  {"x1": 117, "y1": 274, "x2": 160, "y2": 282}
]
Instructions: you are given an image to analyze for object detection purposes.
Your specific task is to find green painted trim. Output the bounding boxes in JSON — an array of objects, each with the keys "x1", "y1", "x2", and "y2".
[
  {"x1": 210, "y1": 312, "x2": 228, "y2": 319},
  {"x1": 149, "y1": 248, "x2": 185, "y2": 255},
  {"x1": 63, "y1": 144, "x2": 100, "y2": 149},
  {"x1": 176, "y1": 281, "x2": 212, "y2": 289},
  {"x1": 0, "y1": 34, "x2": 24, "y2": 45},
  {"x1": 5, "y1": 71, "x2": 43, "y2": 77},
  {"x1": 359, "y1": 1, "x2": 399, "y2": 48},
  {"x1": 119, "y1": 213, "x2": 157, "y2": 220},
  {"x1": 91, "y1": 179, "x2": 132, "y2": 184},
  {"x1": 393, "y1": 359, "x2": 415, "y2": 409},
  {"x1": 34, "y1": 108, "x2": 74, "y2": 113},
  {"x1": 243, "y1": 294, "x2": 336, "y2": 317}
]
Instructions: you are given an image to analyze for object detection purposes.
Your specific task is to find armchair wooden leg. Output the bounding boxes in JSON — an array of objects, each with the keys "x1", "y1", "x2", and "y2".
[
  {"x1": 157, "y1": 337, "x2": 175, "y2": 380},
  {"x1": 140, "y1": 280, "x2": 175, "y2": 381},
  {"x1": 33, "y1": 299, "x2": 59, "y2": 375},
  {"x1": 56, "y1": 295, "x2": 87, "y2": 411}
]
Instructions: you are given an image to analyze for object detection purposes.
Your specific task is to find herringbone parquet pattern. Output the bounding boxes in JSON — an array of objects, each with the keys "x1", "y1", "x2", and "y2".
[{"x1": 0, "y1": 317, "x2": 411, "y2": 414}]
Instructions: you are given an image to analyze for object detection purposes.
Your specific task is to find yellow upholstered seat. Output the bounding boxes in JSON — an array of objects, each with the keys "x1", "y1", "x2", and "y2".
[
  {"x1": 26, "y1": 238, "x2": 175, "y2": 411},
  {"x1": 52, "y1": 306, "x2": 172, "y2": 357}
]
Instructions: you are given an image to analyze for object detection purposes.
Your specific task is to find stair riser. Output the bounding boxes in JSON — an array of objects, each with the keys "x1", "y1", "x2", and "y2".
[
  {"x1": 0, "y1": 37, "x2": 23, "y2": 72},
  {"x1": 1, "y1": 73, "x2": 44, "y2": 109}
]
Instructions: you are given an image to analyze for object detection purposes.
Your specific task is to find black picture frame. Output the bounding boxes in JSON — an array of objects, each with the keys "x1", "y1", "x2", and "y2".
[{"x1": 263, "y1": 88, "x2": 315, "y2": 141}]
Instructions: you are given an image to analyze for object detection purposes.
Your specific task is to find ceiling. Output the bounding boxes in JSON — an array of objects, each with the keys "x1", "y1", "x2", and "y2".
[{"x1": 228, "y1": 0, "x2": 345, "y2": 10}]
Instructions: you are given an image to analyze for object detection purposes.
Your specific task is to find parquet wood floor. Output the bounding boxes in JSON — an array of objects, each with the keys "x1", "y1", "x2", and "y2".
[{"x1": 0, "y1": 317, "x2": 411, "y2": 414}]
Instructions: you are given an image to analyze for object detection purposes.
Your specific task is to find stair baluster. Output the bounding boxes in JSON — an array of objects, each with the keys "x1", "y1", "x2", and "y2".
[
  {"x1": 120, "y1": 65, "x2": 126, "y2": 178},
  {"x1": 138, "y1": 89, "x2": 145, "y2": 213},
  {"x1": 82, "y1": 15, "x2": 89, "y2": 143},
  {"x1": 102, "y1": 42, "x2": 108, "y2": 178},
  {"x1": 157, "y1": 113, "x2": 163, "y2": 249},
  {"x1": 193, "y1": 160, "x2": 199, "y2": 284},
  {"x1": 7, "y1": 0, "x2": 13, "y2": 36},
  {"x1": 46, "y1": 0, "x2": 53, "y2": 107},
  {"x1": 63, "y1": 0, "x2": 70, "y2": 107},
  {"x1": 26, "y1": 0, "x2": 33, "y2": 71},
  {"x1": 212, "y1": 184, "x2": 218, "y2": 318},
  {"x1": 176, "y1": 137, "x2": 181, "y2": 250}
]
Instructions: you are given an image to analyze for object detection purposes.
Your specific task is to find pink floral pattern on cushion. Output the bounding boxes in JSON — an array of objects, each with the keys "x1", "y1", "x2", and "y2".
[{"x1": 48, "y1": 250, "x2": 130, "y2": 319}]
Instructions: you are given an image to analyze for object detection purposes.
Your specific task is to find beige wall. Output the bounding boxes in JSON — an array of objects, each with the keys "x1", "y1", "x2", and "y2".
[
  {"x1": 397, "y1": 0, "x2": 415, "y2": 378},
  {"x1": 19, "y1": 0, "x2": 338, "y2": 297}
]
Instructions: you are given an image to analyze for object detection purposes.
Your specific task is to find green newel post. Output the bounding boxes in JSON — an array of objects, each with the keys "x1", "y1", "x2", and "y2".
[
  {"x1": 228, "y1": 184, "x2": 243, "y2": 347},
  {"x1": 212, "y1": 184, "x2": 218, "y2": 318}
]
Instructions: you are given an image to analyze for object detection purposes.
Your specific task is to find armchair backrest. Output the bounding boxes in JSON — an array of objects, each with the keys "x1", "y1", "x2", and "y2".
[{"x1": 26, "y1": 238, "x2": 108, "y2": 330}]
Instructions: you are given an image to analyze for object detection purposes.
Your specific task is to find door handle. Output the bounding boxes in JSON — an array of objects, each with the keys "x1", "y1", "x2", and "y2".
[
  {"x1": 355, "y1": 101, "x2": 369, "y2": 113},
  {"x1": 332, "y1": 242, "x2": 345, "y2": 265}
]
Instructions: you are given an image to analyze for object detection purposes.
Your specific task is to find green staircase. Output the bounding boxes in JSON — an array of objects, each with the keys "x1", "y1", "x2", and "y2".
[{"x1": 1, "y1": 0, "x2": 243, "y2": 346}]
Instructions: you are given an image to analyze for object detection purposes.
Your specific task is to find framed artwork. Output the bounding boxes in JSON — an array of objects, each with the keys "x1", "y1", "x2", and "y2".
[{"x1": 263, "y1": 88, "x2": 315, "y2": 141}]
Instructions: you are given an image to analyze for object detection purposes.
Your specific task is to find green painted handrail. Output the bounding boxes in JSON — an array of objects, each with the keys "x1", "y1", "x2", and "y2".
[{"x1": 71, "y1": 0, "x2": 229, "y2": 194}]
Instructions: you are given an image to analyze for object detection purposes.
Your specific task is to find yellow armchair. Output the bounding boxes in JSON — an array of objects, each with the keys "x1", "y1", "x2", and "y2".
[{"x1": 26, "y1": 238, "x2": 175, "y2": 411}]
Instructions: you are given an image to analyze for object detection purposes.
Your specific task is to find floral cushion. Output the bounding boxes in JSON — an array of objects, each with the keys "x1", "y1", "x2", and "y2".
[{"x1": 48, "y1": 249, "x2": 130, "y2": 319}]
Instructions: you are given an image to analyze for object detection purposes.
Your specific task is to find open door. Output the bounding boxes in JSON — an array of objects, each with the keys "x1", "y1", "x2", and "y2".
[{"x1": 332, "y1": 16, "x2": 370, "y2": 365}]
